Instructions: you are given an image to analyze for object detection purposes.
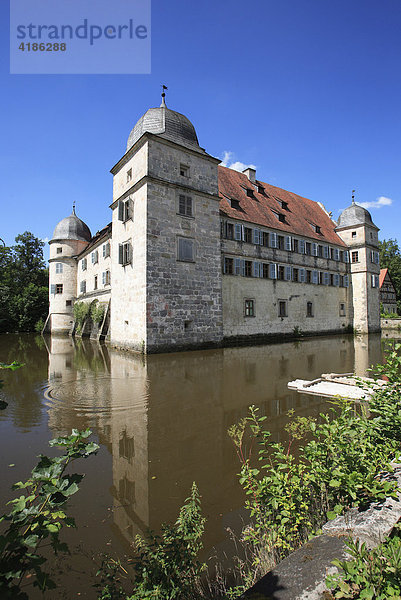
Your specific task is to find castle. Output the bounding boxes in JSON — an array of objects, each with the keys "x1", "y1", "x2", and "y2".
[{"x1": 46, "y1": 97, "x2": 381, "y2": 353}]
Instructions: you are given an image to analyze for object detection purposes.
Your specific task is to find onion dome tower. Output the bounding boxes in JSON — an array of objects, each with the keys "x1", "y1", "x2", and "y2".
[
  {"x1": 46, "y1": 205, "x2": 91, "y2": 334},
  {"x1": 336, "y1": 194, "x2": 380, "y2": 333}
]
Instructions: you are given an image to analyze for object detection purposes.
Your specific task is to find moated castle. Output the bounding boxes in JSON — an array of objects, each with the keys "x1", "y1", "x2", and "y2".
[{"x1": 45, "y1": 98, "x2": 381, "y2": 352}]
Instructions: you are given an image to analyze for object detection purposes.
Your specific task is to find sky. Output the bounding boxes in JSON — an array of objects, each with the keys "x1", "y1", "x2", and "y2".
[{"x1": 1, "y1": 0, "x2": 401, "y2": 258}]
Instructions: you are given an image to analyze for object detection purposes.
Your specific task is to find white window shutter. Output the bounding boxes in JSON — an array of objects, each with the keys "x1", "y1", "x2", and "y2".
[
  {"x1": 50, "y1": 284, "x2": 56, "y2": 295},
  {"x1": 343, "y1": 251, "x2": 349, "y2": 263},
  {"x1": 270, "y1": 263, "x2": 277, "y2": 279},
  {"x1": 270, "y1": 232, "x2": 278, "y2": 248},
  {"x1": 312, "y1": 243, "x2": 318, "y2": 256},
  {"x1": 285, "y1": 236, "x2": 292, "y2": 251}
]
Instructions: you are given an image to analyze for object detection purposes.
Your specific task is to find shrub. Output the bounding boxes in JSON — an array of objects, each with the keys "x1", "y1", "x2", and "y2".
[
  {"x1": 90, "y1": 301, "x2": 105, "y2": 326},
  {"x1": 73, "y1": 301, "x2": 90, "y2": 331}
]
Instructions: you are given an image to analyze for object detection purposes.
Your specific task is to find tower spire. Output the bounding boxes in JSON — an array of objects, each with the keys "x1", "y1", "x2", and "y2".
[
  {"x1": 72, "y1": 201, "x2": 76, "y2": 215},
  {"x1": 160, "y1": 84, "x2": 168, "y2": 107},
  {"x1": 352, "y1": 189, "x2": 356, "y2": 205}
]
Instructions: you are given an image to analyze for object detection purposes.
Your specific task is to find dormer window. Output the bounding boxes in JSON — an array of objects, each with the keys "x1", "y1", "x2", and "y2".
[
  {"x1": 272, "y1": 210, "x2": 286, "y2": 223},
  {"x1": 257, "y1": 185, "x2": 265, "y2": 195},
  {"x1": 246, "y1": 188, "x2": 254, "y2": 198},
  {"x1": 275, "y1": 197, "x2": 288, "y2": 211},
  {"x1": 230, "y1": 199, "x2": 240, "y2": 210}
]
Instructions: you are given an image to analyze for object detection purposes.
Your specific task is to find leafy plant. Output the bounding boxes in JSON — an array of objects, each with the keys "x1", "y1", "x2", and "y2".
[
  {"x1": 0, "y1": 429, "x2": 99, "y2": 598},
  {"x1": 90, "y1": 300, "x2": 105, "y2": 326},
  {"x1": 326, "y1": 534, "x2": 401, "y2": 599},
  {"x1": 73, "y1": 301, "x2": 90, "y2": 331},
  {"x1": 0, "y1": 362, "x2": 23, "y2": 410}
]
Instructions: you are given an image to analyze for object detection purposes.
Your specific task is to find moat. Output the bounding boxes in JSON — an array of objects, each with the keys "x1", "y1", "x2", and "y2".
[{"x1": 0, "y1": 332, "x2": 397, "y2": 598}]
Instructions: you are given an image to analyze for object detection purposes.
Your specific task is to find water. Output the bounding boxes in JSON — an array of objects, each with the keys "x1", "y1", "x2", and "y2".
[{"x1": 0, "y1": 332, "x2": 395, "y2": 598}]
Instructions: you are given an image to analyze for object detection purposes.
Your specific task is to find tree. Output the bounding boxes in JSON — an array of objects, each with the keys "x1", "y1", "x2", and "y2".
[
  {"x1": 379, "y1": 238, "x2": 401, "y2": 313},
  {"x1": 0, "y1": 232, "x2": 48, "y2": 333}
]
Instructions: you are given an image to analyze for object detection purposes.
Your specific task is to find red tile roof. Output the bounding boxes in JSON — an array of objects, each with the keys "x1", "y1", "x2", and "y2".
[
  {"x1": 218, "y1": 166, "x2": 346, "y2": 247},
  {"x1": 379, "y1": 268, "x2": 388, "y2": 288}
]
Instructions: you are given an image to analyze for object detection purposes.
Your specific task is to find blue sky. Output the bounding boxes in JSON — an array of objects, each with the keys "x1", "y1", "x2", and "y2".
[{"x1": 1, "y1": 0, "x2": 401, "y2": 257}]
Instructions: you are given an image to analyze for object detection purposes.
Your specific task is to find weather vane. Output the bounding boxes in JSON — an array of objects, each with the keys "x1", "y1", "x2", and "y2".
[
  {"x1": 72, "y1": 201, "x2": 76, "y2": 214},
  {"x1": 161, "y1": 84, "x2": 168, "y2": 106},
  {"x1": 352, "y1": 190, "x2": 356, "y2": 204}
]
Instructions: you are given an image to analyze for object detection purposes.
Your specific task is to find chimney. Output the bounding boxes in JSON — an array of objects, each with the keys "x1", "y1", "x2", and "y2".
[{"x1": 242, "y1": 167, "x2": 256, "y2": 183}]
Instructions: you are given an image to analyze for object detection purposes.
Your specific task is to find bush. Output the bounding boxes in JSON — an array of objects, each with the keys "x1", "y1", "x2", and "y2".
[
  {"x1": 90, "y1": 300, "x2": 105, "y2": 326},
  {"x1": 73, "y1": 301, "x2": 90, "y2": 331}
]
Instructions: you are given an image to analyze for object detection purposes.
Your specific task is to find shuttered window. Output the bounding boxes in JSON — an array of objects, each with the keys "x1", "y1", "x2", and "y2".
[
  {"x1": 91, "y1": 250, "x2": 98, "y2": 264},
  {"x1": 177, "y1": 237, "x2": 194, "y2": 262},
  {"x1": 82, "y1": 258, "x2": 87, "y2": 271},
  {"x1": 178, "y1": 195, "x2": 193, "y2": 217},
  {"x1": 103, "y1": 242, "x2": 110, "y2": 258},
  {"x1": 118, "y1": 242, "x2": 132, "y2": 266},
  {"x1": 270, "y1": 232, "x2": 278, "y2": 248}
]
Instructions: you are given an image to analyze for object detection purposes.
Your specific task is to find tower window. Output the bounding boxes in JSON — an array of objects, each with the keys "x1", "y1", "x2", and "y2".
[
  {"x1": 56, "y1": 247, "x2": 62, "y2": 254},
  {"x1": 352, "y1": 231, "x2": 357, "y2": 238},
  {"x1": 351, "y1": 251, "x2": 359, "y2": 263},
  {"x1": 126, "y1": 168, "x2": 132, "y2": 183},
  {"x1": 177, "y1": 237, "x2": 194, "y2": 262},
  {"x1": 178, "y1": 195, "x2": 193, "y2": 217},
  {"x1": 80, "y1": 281, "x2": 86, "y2": 294},
  {"x1": 94, "y1": 275, "x2": 98, "y2": 290},
  {"x1": 55, "y1": 263, "x2": 63, "y2": 274},
  {"x1": 91, "y1": 250, "x2": 99, "y2": 264},
  {"x1": 102, "y1": 270, "x2": 111, "y2": 285},
  {"x1": 55, "y1": 284, "x2": 63, "y2": 294},
  {"x1": 306, "y1": 301, "x2": 314, "y2": 317},
  {"x1": 82, "y1": 258, "x2": 87, "y2": 271},
  {"x1": 244, "y1": 299, "x2": 255, "y2": 317},
  {"x1": 339, "y1": 303, "x2": 346, "y2": 316},
  {"x1": 118, "y1": 198, "x2": 132, "y2": 222},
  {"x1": 118, "y1": 241, "x2": 132, "y2": 266},
  {"x1": 180, "y1": 164, "x2": 189, "y2": 177}
]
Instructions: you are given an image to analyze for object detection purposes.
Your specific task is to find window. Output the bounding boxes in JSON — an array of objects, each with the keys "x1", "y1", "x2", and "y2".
[
  {"x1": 278, "y1": 235, "x2": 284, "y2": 250},
  {"x1": 82, "y1": 258, "x2": 87, "y2": 271},
  {"x1": 56, "y1": 247, "x2": 62, "y2": 254},
  {"x1": 305, "y1": 242, "x2": 311, "y2": 255},
  {"x1": 343, "y1": 275, "x2": 349, "y2": 288},
  {"x1": 343, "y1": 251, "x2": 349, "y2": 263},
  {"x1": 119, "y1": 241, "x2": 132, "y2": 266},
  {"x1": 293, "y1": 268, "x2": 299, "y2": 282},
  {"x1": 244, "y1": 299, "x2": 255, "y2": 317},
  {"x1": 55, "y1": 284, "x2": 63, "y2": 294},
  {"x1": 244, "y1": 227, "x2": 252, "y2": 243},
  {"x1": 333, "y1": 248, "x2": 340, "y2": 261},
  {"x1": 66, "y1": 300, "x2": 72, "y2": 307},
  {"x1": 270, "y1": 232, "x2": 278, "y2": 248},
  {"x1": 224, "y1": 257, "x2": 234, "y2": 274},
  {"x1": 178, "y1": 195, "x2": 193, "y2": 217},
  {"x1": 278, "y1": 300, "x2": 287, "y2": 317},
  {"x1": 103, "y1": 242, "x2": 110, "y2": 258},
  {"x1": 262, "y1": 263, "x2": 269, "y2": 278},
  {"x1": 285, "y1": 266, "x2": 292, "y2": 281},
  {"x1": 352, "y1": 231, "x2": 357, "y2": 238},
  {"x1": 270, "y1": 263, "x2": 277, "y2": 279},
  {"x1": 91, "y1": 250, "x2": 98, "y2": 264},
  {"x1": 312, "y1": 270, "x2": 319, "y2": 284},
  {"x1": 339, "y1": 303, "x2": 346, "y2": 317},
  {"x1": 307, "y1": 301, "x2": 314, "y2": 317},
  {"x1": 261, "y1": 231, "x2": 269, "y2": 247},
  {"x1": 245, "y1": 188, "x2": 255, "y2": 198},
  {"x1": 278, "y1": 266, "x2": 285, "y2": 280},
  {"x1": 180, "y1": 164, "x2": 189, "y2": 177},
  {"x1": 55, "y1": 263, "x2": 63, "y2": 274},
  {"x1": 323, "y1": 272, "x2": 330, "y2": 285},
  {"x1": 293, "y1": 239, "x2": 299, "y2": 253},
  {"x1": 371, "y1": 274, "x2": 379, "y2": 288},
  {"x1": 230, "y1": 199, "x2": 241, "y2": 210},
  {"x1": 126, "y1": 168, "x2": 132, "y2": 183},
  {"x1": 306, "y1": 270, "x2": 312, "y2": 284},
  {"x1": 102, "y1": 270, "x2": 111, "y2": 286},
  {"x1": 312, "y1": 242, "x2": 318, "y2": 256},
  {"x1": 80, "y1": 281, "x2": 86, "y2": 294},
  {"x1": 323, "y1": 245, "x2": 329, "y2": 259},
  {"x1": 253, "y1": 229, "x2": 261, "y2": 244},
  {"x1": 118, "y1": 198, "x2": 132, "y2": 222},
  {"x1": 351, "y1": 251, "x2": 359, "y2": 263},
  {"x1": 244, "y1": 260, "x2": 252, "y2": 277},
  {"x1": 94, "y1": 275, "x2": 98, "y2": 290},
  {"x1": 299, "y1": 239, "x2": 306, "y2": 254},
  {"x1": 177, "y1": 237, "x2": 194, "y2": 262},
  {"x1": 371, "y1": 251, "x2": 380, "y2": 265},
  {"x1": 257, "y1": 185, "x2": 265, "y2": 194},
  {"x1": 315, "y1": 225, "x2": 321, "y2": 234}
]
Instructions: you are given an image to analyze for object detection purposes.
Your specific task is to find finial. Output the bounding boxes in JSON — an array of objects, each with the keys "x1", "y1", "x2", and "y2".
[
  {"x1": 160, "y1": 84, "x2": 168, "y2": 107},
  {"x1": 72, "y1": 201, "x2": 76, "y2": 215},
  {"x1": 352, "y1": 190, "x2": 356, "y2": 205}
]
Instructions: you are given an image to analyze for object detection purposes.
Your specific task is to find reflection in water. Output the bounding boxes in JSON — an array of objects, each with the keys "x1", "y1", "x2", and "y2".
[{"x1": 0, "y1": 331, "x2": 398, "y2": 596}]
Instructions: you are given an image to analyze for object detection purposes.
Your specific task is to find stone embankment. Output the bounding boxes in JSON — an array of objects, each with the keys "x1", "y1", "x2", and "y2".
[{"x1": 241, "y1": 462, "x2": 401, "y2": 600}]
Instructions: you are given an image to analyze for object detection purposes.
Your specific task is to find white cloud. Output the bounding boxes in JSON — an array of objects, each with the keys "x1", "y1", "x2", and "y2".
[
  {"x1": 41, "y1": 237, "x2": 49, "y2": 244},
  {"x1": 220, "y1": 150, "x2": 256, "y2": 173},
  {"x1": 357, "y1": 196, "x2": 393, "y2": 210}
]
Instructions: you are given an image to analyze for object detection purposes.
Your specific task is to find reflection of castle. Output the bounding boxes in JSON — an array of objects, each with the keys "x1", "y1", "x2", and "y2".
[
  {"x1": 46, "y1": 97, "x2": 381, "y2": 352},
  {"x1": 45, "y1": 334, "x2": 384, "y2": 560}
]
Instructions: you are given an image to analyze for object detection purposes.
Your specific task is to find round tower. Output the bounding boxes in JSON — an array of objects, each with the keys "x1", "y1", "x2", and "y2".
[
  {"x1": 47, "y1": 207, "x2": 91, "y2": 335},
  {"x1": 336, "y1": 200, "x2": 380, "y2": 333}
]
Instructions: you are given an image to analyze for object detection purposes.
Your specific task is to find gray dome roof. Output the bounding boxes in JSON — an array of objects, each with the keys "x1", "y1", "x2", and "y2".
[
  {"x1": 337, "y1": 202, "x2": 375, "y2": 229},
  {"x1": 127, "y1": 103, "x2": 201, "y2": 152},
  {"x1": 51, "y1": 211, "x2": 91, "y2": 242}
]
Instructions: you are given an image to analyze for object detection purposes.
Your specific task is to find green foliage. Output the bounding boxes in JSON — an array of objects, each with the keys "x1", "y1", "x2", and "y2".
[
  {"x1": 326, "y1": 534, "x2": 401, "y2": 599},
  {"x1": 34, "y1": 317, "x2": 45, "y2": 333},
  {"x1": 229, "y1": 397, "x2": 399, "y2": 571},
  {"x1": 73, "y1": 301, "x2": 90, "y2": 331},
  {"x1": 0, "y1": 429, "x2": 99, "y2": 598},
  {"x1": 0, "y1": 232, "x2": 48, "y2": 333},
  {"x1": 90, "y1": 300, "x2": 105, "y2": 326},
  {"x1": 379, "y1": 239, "x2": 401, "y2": 310},
  {"x1": 96, "y1": 483, "x2": 206, "y2": 600}
]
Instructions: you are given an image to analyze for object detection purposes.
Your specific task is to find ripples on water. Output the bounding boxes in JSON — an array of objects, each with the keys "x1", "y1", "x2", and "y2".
[{"x1": 0, "y1": 332, "x2": 397, "y2": 598}]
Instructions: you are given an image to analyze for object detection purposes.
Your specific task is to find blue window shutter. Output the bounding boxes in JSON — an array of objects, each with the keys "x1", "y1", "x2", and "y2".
[
  {"x1": 312, "y1": 243, "x2": 318, "y2": 256},
  {"x1": 253, "y1": 229, "x2": 260, "y2": 245},
  {"x1": 118, "y1": 200, "x2": 124, "y2": 221},
  {"x1": 241, "y1": 260, "x2": 245, "y2": 276},
  {"x1": 299, "y1": 240, "x2": 305, "y2": 254},
  {"x1": 285, "y1": 266, "x2": 292, "y2": 280},
  {"x1": 234, "y1": 224, "x2": 242, "y2": 241},
  {"x1": 323, "y1": 245, "x2": 329, "y2": 259},
  {"x1": 234, "y1": 258, "x2": 241, "y2": 275},
  {"x1": 270, "y1": 232, "x2": 277, "y2": 248},
  {"x1": 285, "y1": 236, "x2": 292, "y2": 251},
  {"x1": 50, "y1": 284, "x2": 56, "y2": 295},
  {"x1": 343, "y1": 251, "x2": 349, "y2": 263},
  {"x1": 312, "y1": 270, "x2": 319, "y2": 284},
  {"x1": 299, "y1": 268, "x2": 306, "y2": 283},
  {"x1": 270, "y1": 263, "x2": 277, "y2": 279},
  {"x1": 334, "y1": 249, "x2": 340, "y2": 261}
]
